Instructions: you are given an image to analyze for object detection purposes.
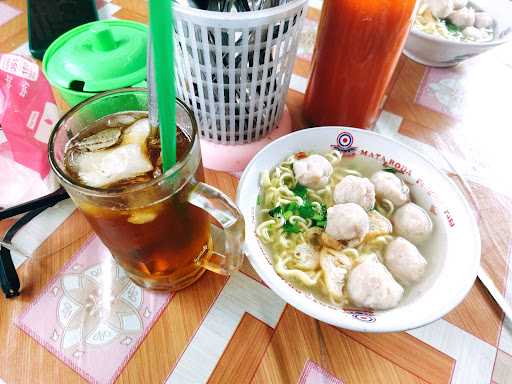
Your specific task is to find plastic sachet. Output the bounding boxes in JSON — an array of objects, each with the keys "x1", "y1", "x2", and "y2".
[{"x1": 0, "y1": 53, "x2": 59, "y2": 210}]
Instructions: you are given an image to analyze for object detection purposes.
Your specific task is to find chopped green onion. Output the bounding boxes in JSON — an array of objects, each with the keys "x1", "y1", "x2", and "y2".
[
  {"x1": 269, "y1": 205, "x2": 283, "y2": 217},
  {"x1": 444, "y1": 18, "x2": 461, "y2": 34},
  {"x1": 311, "y1": 213, "x2": 324, "y2": 221},
  {"x1": 283, "y1": 222, "x2": 302, "y2": 233},
  {"x1": 382, "y1": 167, "x2": 397, "y2": 174},
  {"x1": 266, "y1": 185, "x2": 328, "y2": 233},
  {"x1": 298, "y1": 204, "x2": 315, "y2": 219},
  {"x1": 291, "y1": 184, "x2": 308, "y2": 199},
  {"x1": 283, "y1": 211, "x2": 293, "y2": 220},
  {"x1": 287, "y1": 202, "x2": 299, "y2": 211},
  {"x1": 316, "y1": 220, "x2": 327, "y2": 228}
]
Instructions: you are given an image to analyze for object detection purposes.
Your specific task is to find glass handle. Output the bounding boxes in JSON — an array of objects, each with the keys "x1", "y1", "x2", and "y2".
[{"x1": 188, "y1": 182, "x2": 245, "y2": 275}]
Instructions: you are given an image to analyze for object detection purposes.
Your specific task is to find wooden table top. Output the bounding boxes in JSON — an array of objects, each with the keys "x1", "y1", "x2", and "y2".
[{"x1": 1, "y1": 1, "x2": 512, "y2": 383}]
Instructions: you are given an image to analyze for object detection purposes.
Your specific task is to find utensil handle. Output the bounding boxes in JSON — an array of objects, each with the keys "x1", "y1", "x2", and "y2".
[
  {"x1": 147, "y1": 32, "x2": 159, "y2": 129},
  {"x1": 188, "y1": 182, "x2": 245, "y2": 275},
  {"x1": 478, "y1": 267, "x2": 512, "y2": 322}
]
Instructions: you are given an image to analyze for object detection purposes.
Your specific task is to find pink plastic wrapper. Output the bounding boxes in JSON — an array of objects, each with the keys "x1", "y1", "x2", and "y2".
[{"x1": 0, "y1": 54, "x2": 60, "y2": 209}]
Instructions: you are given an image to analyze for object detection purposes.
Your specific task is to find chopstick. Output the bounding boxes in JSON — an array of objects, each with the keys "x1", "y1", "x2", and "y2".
[
  {"x1": 478, "y1": 267, "x2": 512, "y2": 322},
  {"x1": 0, "y1": 188, "x2": 69, "y2": 221}
]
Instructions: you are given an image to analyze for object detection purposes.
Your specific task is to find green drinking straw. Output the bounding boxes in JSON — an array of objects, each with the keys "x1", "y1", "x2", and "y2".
[{"x1": 149, "y1": 0, "x2": 176, "y2": 171}]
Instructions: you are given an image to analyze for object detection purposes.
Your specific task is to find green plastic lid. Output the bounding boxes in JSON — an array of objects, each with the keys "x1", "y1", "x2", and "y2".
[{"x1": 43, "y1": 20, "x2": 147, "y2": 92}]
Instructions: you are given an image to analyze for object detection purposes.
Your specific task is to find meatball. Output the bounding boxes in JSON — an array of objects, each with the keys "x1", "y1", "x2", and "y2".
[
  {"x1": 333, "y1": 175, "x2": 376, "y2": 211},
  {"x1": 293, "y1": 154, "x2": 333, "y2": 189},
  {"x1": 325, "y1": 203, "x2": 369, "y2": 241},
  {"x1": 347, "y1": 255, "x2": 404, "y2": 310},
  {"x1": 426, "y1": 0, "x2": 454, "y2": 18},
  {"x1": 370, "y1": 171, "x2": 410, "y2": 207},
  {"x1": 391, "y1": 203, "x2": 433, "y2": 245},
  {"x1": 384, "y1": 237, "x2": 427, "y2": 286},
  {"x1": 448, "y1": 7, "x2": 475, "y2": 28},
  {"x1": 474, "y1": 12, "x2": 493, "y2": 29},
  {"x1": 452, "y1": 0, "x2": 468, "y2": 10}
]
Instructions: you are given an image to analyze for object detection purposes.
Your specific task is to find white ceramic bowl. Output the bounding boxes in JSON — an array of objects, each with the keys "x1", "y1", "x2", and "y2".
[
  {"x1": 236, "y1": 127, "x2": 480, "y2": 332},
  {"x1": 404, "y1": 0, "x2": 512, "y2": 67}
]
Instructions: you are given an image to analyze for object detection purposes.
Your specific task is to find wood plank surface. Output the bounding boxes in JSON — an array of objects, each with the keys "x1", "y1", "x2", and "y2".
[
  {"x1": 208, "y1": 313, "x2": 274, "y2": 383},
  {"x1": 251, "y1": 306, "x2": 452, "y2": 383}
]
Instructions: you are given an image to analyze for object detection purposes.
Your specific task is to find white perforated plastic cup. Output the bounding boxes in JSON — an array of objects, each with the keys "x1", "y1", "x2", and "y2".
[{"x1": 173, "y1": 0, "x2": 307, "y2": 144}]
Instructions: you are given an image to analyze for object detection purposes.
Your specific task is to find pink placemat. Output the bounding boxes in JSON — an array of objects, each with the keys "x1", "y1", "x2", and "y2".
[
  {"x1": 200, "y1": 107, "x2": 292, "y2": 172},
  {"x1": 297, "y1": 360, "x2": 344, "y2": 384},
  {"x1": 16, "y1": 236, "x2": 173, "y2": 384}
]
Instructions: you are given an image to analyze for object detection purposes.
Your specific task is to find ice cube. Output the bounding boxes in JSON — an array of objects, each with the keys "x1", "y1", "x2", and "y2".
[
  {"x1": 74, "y1": 143, "x2": 153, "y2": 188},
  {"x1": 106, "y1": 114, "x2": 137, "y2": 127},
  {"x1": 77, "y1": 199, "x2": 115, "y2": 218},
  {"x1": 127, "y1": 207, "x2": 160, "y2": 224},
  {"x1": 75, "y1": 128, "x2": 122, "y2": 152},
  {"x1": 65, "y1": 147, "x2": 84, "y2": 175},
  {"x1": 122, "y1": 118, "x2": 150, "y2": 145}
]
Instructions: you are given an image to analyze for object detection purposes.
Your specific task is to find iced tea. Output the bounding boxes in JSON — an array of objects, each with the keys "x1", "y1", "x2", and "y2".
[{"x1": 64, "y1": 111, "x2": 212, "y2": 290}]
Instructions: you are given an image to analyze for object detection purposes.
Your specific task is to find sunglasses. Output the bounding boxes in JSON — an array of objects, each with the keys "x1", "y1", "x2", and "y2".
[{"x1": 0, "y1": 188, "x2": 69, "y2": 298}]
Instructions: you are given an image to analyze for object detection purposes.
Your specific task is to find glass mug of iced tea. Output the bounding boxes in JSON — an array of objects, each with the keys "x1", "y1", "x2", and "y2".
[{"x1": 49, "y1": 88, "x2": 244, "y2": 291}]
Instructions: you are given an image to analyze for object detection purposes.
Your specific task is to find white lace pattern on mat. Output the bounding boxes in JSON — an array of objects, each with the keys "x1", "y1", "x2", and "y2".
[{"x1": 56, "y1": 261, "x2": 143, "y2": 353}]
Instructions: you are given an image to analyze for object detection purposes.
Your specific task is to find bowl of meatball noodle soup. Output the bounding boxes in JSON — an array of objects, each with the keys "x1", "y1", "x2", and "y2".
[
  {"x1": 236, "y1": 127, "x2": 480, "y2": 332},
  {"x1": 404, "y1": 0, "x2": 512, "y2": 67}
]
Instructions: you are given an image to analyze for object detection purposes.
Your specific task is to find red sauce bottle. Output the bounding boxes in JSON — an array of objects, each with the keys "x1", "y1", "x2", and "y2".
[{"x1": 304, "y1": 0, "x2": 418, "y2": 128}]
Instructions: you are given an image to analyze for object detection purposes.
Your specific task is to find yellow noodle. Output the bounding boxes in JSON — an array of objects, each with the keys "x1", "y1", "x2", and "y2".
[
  {"x1": 256, "y1": 219, "x2": 275, "y2": 243},
  {"x1": 376, "y1": 198, "x2": 394, "y2": 218},
  {"x1": 324, "y1": 150, "x2": 343, "y2": 165},
  {"x1": 275, "y1": 257, "x2": 322, "y2": 286},
  {"x1": 342, "y1": 169, "x2": 363, "y2": 177},
  {"x1": 257, "y1": 151, "x2": 409, "y2": 308}
]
